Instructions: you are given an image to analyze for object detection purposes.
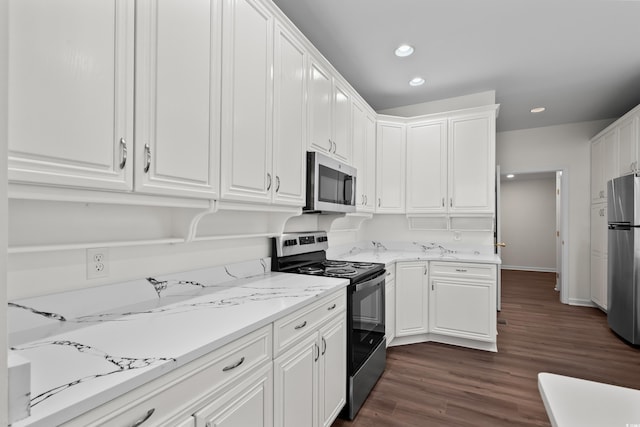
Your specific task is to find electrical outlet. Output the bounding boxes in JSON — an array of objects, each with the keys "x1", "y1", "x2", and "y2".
[{"x1": 87, "y1": 248, "x2": 109, "y2": 279}]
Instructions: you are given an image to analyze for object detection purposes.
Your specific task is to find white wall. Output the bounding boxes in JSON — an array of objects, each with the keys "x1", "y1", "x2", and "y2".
[
  {"x1": 500, "y1": 176, "x2": 556, "y2": 271},
  {"x1": 497, "y1": 119, "x2": 613, "y2": 305},
  {"x1": 1, "y1": 0, "x2": 8, "y2": 420}
]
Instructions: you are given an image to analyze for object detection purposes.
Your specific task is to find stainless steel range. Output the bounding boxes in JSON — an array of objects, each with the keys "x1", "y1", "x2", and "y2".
[{"x1": 271, "y1": 231, "x2": 386, "y2": 420}]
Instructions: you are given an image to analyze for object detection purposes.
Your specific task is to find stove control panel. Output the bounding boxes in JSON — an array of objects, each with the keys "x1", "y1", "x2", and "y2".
[{"x1": 273, "y1": 231, "x2": 329, "y2": 257}]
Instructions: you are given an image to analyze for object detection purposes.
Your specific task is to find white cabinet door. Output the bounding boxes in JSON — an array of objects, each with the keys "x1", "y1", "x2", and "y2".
[
  {"x1": 591, "y1": 137, "x2": 605, "y2": 202},
  {"x1": 193, "y1": 363, "x2": 273, "y2": 427},
  {"x1": 376, "y1": 121, "x2": 406, "y2": 213},
  {"x1": 135, "y1": 0, "x2": 220, "y2": 198},
  {"x1": 448, "y1": 111, "x2": 495, "y2": 213},
  {"x1": 603, "y1": 128, "x2": 619, "y2": 201},
  {"x1": 590, "y1": 204, "x2": 608, "y2": 309},
  {"x1": 351, "y1": 101, "x2": 375, "y2": 212},
  {"x1": 429, "y1": 278, "x2": 495, "y2": 341},
  {"x1": 8, "y1": 0, "x2": 134, "y2": 191},
  {"x1": 618, "y1": 114, "x2": 638, "y2": 175},
  {"x1": 385, "y1": 279, "x2": 396, "y2": 345},
  {"x1": 395, "y1": 261, "x2": 429, "y2": 336},
  {"x1": 308, "y1": 60, "x2": 333, "y2": 156},
  {"x1": 332, "y1": 80, "x2": 351, "y2": 163},
  {"x1": 220, "y1": 0, "x2": 273, "y2": 203},
  {"x1": 272, "y1": 23, "x2": 306, "y2": 206},
  {"x1": 274, "y1": 334, "x2": 318, "y2": 427},
  {"x1": 318, "y1": 317, "x2": 346, "y2": 427},
  {"x1": 406, "y1": 119, "x2": 448, "y2": 213}
]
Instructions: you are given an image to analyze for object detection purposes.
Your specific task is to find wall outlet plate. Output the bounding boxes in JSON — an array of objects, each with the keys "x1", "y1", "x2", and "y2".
[{"x1": 87, "y1": 248, "x2": 109, "y2": 279}]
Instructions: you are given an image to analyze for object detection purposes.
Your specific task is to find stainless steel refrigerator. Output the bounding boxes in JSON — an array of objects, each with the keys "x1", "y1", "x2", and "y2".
[{"x1": 607, "y1": 174, "x2": 640, "y2": 345}]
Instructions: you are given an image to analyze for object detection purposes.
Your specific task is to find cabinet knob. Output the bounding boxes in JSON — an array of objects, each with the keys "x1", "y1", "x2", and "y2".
[
  {"x1": 119, "y1": 138, "x2": 127, "y2": 170},
  {"x1": 495, "y1": 242, "x2": 506, "y2": 248},
  {"x1": 143, "y1": 144, "x2": 151, "y2": 173}
]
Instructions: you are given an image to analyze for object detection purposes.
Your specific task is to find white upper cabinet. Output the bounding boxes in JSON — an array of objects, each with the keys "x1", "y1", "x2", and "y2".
[
  {"x1": 220, "y1": 0, "x2": 274, "y2": 203},
  {"x1": 376, "y1": 120, "x2": 406, "y2": 213},
  {"x1": 135, "y1": 0, "x2": 221, "y2": 198},
  {"x1": 448, "y1": 110, "x2": 496, "y2": 213},
  {"x1": 272, "y1": 23, "x2": 307, "y2": 206},
  {"x1": 8, "y1": 0, "x2": 134, "y2": 191},
  {"x1": 591, "y1": 136, "x2": 605, "y2": 203},
  {"x1": 406, "y1": 119, "x2": 448, "y2": 213},
  {"x1": 351, "y1": 101, "x2": 376, "y2": 212},
  {"x1": 308, "y1": 58, "x2": 352, "y2": 164},
  {"x1": 618, "y1": 113, "x2": 638, "y2": 176}
]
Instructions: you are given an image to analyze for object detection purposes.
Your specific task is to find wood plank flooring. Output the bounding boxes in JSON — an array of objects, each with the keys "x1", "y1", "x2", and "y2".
[{"x1": 333, "y1": 270, "x2": 640, "y2": 426}]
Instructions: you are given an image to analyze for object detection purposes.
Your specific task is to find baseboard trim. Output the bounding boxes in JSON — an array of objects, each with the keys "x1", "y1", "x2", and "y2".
[{"x1": 501, "y1": 265, "x2": 557, "y2": 273}]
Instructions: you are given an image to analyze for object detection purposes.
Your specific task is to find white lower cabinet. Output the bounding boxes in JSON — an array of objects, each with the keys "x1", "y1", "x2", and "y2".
[
  {"x1": 395, "y1": 261, "x2": 429, "y2": 337},
  {"x1": 384, "y1": 264, "x2": 396, "y2": 345},
  {"x1": 273, "y1": 303, "x2": 346, "y2": 427},
  {"x1": 193, "y1": 363, "x2": 273, "y2": 427},
  {"x1": 429, "y1": 262, "x2": 497, "y2": 342}
]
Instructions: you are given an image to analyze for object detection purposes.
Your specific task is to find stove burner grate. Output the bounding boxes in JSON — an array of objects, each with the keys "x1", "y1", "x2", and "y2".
[
  {"x1": 323, "y1": 260, "x2": 349, "y2": 268},
  {"x1": 351, "y1": 262, "x2": 375, "y2": 269},
  {"x1": 325, "y1": 267, "x2": 358, "y2": 277},
  {"x1": 298, "y1": 266, "x2": 324, "y2": 275}
]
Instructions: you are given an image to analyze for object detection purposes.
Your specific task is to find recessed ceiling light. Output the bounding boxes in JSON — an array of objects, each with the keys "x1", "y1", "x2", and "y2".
[
  {"x1": 531, "y1": 107, "x2": 546, "y2": 113},
  {"x1": 409, "y1": 77, "x2": 425, "y2": 87},
  {"x1": 395, "y1": 44, "x2": 414, "y2": 57},
  {"x1": 506, "y1": 174, "x2": 515, "y2": 179}
]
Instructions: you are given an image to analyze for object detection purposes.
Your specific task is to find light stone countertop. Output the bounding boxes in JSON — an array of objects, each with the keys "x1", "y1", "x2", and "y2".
[{"x1": 8, "y1": 258, "x2": 348, "y2": 427}]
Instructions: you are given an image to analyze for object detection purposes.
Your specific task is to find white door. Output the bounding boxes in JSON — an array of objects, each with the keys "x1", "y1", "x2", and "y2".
[
  {"x1": 376, "y1": 122, "x2": 406, "y2": 213},
  {"x1": 220, "y1": 0, "x2": 273, "y2": 203},
  {"x1": 135, "y1": 0, "x2": 220, "y2": 198},
  {"x1": 395, "y1": 261, "x2": 429, "y2": 336},
  {"x1": 555, "y1": 172, "x2": 563, "y2": 292},
  {"x1": 332, "y1": 80, "x2": 351, "y2": 163},
  {"x1": 495, "y1": 165, "x2": 502, "y2": 311},
  {"x1": 193, "y1": 364, "x2": 273, "y2": 427},
  {"x1": 273, "y1": 334, "x2": 318, "y2": 427},
  {"x1": 448, "y1": 112, "x2": 495, "y2": 213},
  {"x1": 8, "y1": 0, "x2": 134, "y2": 191},
  {"x1": 318, "y1": 317, "x2": 346, "y2": 427},
  {"x1": 272, "y1": 23, "x2": 306, "y2": 206},
  {"x1": 308, "y1": 60, "x2": 332, "y2": 155},
  {"x1": 406, "y1": 120, "x2": 448, "y2": 213}
]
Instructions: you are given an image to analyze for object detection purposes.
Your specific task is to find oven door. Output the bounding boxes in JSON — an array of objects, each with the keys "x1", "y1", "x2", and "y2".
[{"x1": 348, "y1": 270, "x2": 386, "y2": 373}]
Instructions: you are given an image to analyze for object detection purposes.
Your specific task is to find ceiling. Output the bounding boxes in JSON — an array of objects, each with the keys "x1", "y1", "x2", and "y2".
[{"x1": 271, "y1": 0, "x2": 640, "y2": 132}]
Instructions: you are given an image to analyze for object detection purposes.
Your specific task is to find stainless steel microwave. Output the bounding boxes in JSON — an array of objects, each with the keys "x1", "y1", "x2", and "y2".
[{"x1": 305, "y1": 151, "x2": 357, "y2": 213}]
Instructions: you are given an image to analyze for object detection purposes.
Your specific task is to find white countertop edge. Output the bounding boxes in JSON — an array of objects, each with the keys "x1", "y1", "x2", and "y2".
[
  {"x1": 13, "y1": 274, "x2": 349, "y2": 427},
  {"x1": 333, "y1": 250, "x2": 501, "y2": 266}
]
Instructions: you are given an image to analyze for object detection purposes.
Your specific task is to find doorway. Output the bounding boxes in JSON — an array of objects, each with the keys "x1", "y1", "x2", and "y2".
[{"x1": 498, "y1": 169, "x2": 567, "y2": 303}]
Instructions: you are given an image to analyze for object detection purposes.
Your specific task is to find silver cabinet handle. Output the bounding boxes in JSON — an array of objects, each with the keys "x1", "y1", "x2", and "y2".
[
  {"x1": 129, "y1": 408, "x2": 155, "y2": 427},
  {"x1": 442, "y1": 197, "x2": 445, "y2": 207},
  {"x1": 222, "y1": 356, "x2": 245, "y2": 372},
  {"x1": 361, "y1": 194, "x2": 365, "y2": 205},
  {"x1": 314, "y1": 343, "x2": 320, "y2": 362},
  {"x1": 450, "y1": 198, "x2": 453, "y2": 207},
  {"x1": 332, "y1": 141, "x2": 337, "y2": 153},
  {"x1": 275, "y1": 176, "x2": 280, "y2": 192},
  {"x1": 327, "y1": 303, "x2": 337, "y2": 311},
  {"x1": 294, "y1": 320, "x2": 307, "y2": 330},
  {"x1": 267, "y1": 173, "x2": 272, "y2": 191},
  {"x1": 378, "y1": 198, "x2": 381, "y2": 207},
  {"x1": 119, "y1": 138, "x2": 127, "y2": 169},
  {"x1": 143, "y1": 143, "x2": 151, "y2": 173},
  {"x1": 364, "y1": 195, "x2": 368, "y2": 205},
  {"x1": 455, "y1": 268, "x2": 468, "y2": 273},
  {"x1": 322, "y1": 337, "x2": 327, "y2": 355},
  {"x1": 328, "y1": 139, "x2": 332, "y2": 152},
  {"x1": 424, "y1": 266, "x2": 427, "y2": 275}
]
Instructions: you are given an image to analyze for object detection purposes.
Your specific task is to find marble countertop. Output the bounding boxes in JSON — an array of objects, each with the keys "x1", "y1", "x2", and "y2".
[
  {"x1": 538, "y1": 372, "x2": 640, "y2": 427},
  {"x1": 8, "y1": 258, "x2": 348, "y2": 427},
  {"x1": 330, "y1": 247, "x2": 502, "y2": 266}
]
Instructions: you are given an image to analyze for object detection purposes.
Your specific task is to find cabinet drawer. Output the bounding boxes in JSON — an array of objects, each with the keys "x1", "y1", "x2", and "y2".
[
  {"x1": 430, "y1": 262, "x2": 496, "y2": 280},
  {"x1": 66, "y1": 326, "x2": 272, "y2": 427},
  {"x1": 273, "y1": 290, "x2": 345, "y2": 357}
]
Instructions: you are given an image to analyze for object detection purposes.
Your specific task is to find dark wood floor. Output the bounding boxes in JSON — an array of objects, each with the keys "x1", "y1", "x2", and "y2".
[{"x1": 333, "y1": 270, "x2": 640, "y2": 426}]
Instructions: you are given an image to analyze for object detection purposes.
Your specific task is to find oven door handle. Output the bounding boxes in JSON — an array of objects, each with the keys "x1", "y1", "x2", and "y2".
[{"x1": 354, "y1": 271, "x2": 386, "y2": 292}]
